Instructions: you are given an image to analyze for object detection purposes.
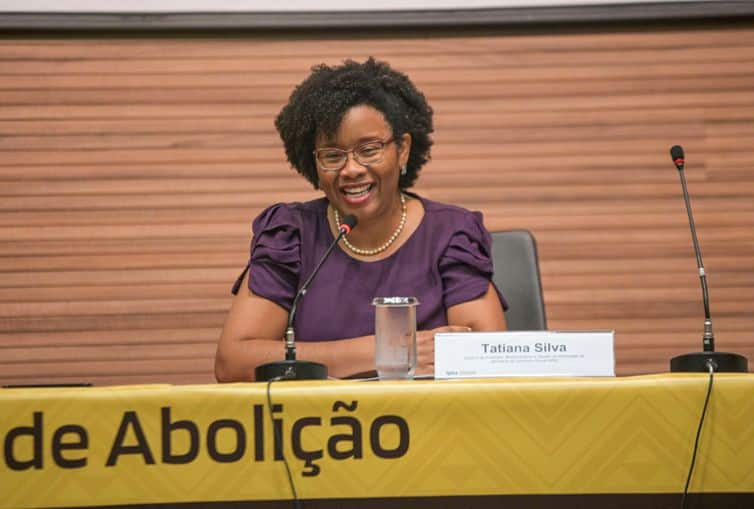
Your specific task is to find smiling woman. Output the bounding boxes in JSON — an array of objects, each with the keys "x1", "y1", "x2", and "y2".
[
  {"x1": 316, "y1": 105, "x2": 409, "y2": 256},
  {"x1": 215, "y1": 58, "x2": 507, "y2": 382}
]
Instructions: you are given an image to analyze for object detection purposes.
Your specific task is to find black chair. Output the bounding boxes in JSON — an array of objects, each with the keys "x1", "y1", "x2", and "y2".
[{"x1": 490, "y1": 230, "x2": 547, "y2": 330}]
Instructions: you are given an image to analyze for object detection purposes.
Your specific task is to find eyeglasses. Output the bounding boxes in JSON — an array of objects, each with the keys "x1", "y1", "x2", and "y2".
[{"x1": 314, "y1": 137, "x2": 395, "y2": 172}]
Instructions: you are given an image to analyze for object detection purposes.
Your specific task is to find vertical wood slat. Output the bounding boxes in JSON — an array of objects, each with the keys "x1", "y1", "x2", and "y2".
[{"x1": 1, "y1": 24, "x2": 753, "y2": 385}]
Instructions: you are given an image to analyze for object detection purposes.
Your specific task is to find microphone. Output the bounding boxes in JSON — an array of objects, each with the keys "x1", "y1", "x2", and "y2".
[
  {"x1": 255, "y1": 214, "x2": 358, "y2": 381},
  {"x1": 667, "y1": 145, "x2": 747, "y2": 373},
  {"x1": 670, "y1": 145, "x2": 714, "y2": 351}
]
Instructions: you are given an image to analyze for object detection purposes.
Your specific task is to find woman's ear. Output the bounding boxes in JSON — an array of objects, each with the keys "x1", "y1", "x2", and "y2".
[{"x1": 399, "y1": 132, "x2": 412, "y2": 167}]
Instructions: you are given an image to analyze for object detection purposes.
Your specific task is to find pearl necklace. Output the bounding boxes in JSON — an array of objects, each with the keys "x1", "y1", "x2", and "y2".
[{"x1": 333, "y1": 193, "x2": 407, "y2": 256}]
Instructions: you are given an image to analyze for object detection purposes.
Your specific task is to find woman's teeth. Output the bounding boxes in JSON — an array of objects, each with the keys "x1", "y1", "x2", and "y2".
[{"x1": 343, "y1": 184, "x2": 371, "y2": 197}]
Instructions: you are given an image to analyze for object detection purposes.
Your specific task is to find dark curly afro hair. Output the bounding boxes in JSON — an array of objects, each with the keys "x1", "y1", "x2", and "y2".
[{"x1": 275, "y1": 57, "x2": 434, "y2": 189}]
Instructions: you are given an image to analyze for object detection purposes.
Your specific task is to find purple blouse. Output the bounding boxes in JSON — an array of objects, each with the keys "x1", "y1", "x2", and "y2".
[{"x1": 238, "y1": 193, "x2": 506, "y2": 341}]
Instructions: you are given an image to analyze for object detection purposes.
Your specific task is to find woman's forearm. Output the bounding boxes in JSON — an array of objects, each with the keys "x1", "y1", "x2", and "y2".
[{"x1": 215, "y1": 334, "x2": 376, "y2": 382}]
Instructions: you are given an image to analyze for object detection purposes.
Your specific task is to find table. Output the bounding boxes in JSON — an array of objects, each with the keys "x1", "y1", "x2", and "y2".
[{"x1": 2, "y1": 374, "x2": 753, "y2": 508}]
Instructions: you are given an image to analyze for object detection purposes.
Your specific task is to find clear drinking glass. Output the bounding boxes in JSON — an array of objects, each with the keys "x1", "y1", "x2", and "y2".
[{"x1": 372, "y1": 297, "x2": 419, "y2": 380}]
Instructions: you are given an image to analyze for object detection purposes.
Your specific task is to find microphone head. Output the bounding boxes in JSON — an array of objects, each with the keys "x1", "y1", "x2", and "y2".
[
  {"x1": 670, "y1": 145, "x2": 685, "y2": 171},
  {"x1": 339, "y1": 214, "x2": 358, "y2": 234}
]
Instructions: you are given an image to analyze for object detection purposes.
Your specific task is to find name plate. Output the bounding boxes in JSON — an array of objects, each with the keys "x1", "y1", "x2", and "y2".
[{"x1": 434, "y1": 330, "x2": 615, "y2": 379}]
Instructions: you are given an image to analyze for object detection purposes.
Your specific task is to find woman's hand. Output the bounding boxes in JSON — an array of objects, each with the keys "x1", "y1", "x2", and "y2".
[{"x1": 415, "y1": 325, "x2": 472, "y2": 376}]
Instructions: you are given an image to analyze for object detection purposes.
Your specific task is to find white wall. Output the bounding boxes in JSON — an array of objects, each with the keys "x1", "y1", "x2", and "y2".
[{"x1": 0, "y1": 0, "x2": 693, "y2": 13}]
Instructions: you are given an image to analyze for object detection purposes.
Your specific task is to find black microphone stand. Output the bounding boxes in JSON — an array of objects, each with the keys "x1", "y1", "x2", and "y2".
[
  {"x1": 255, "y1": 216, "x2": 357, "y2": 381},
  {"x1": 668, "y1": 146, "x2": 748, "y2": 373}
]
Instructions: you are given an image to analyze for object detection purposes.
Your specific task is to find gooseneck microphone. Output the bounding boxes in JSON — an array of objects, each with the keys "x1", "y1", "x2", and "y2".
[
  {"x1": 670, "y1": 145, "x2": 714, "y2": 352},
  {"x1": 255, "y1": 214, "x2": 358, "y2": 381},
  {"x1": 667, "y1": 145, "x2": 747, "y2": 373}
]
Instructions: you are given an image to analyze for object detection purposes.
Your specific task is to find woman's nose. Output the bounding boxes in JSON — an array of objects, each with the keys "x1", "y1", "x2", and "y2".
[{"x1": 339, "y1": 153, "x2": 368, "y2": 178}]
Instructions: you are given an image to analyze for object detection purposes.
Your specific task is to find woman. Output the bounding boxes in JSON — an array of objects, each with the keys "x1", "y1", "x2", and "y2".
[{"x1": 215, "y1": 58, "x2": 506, "y2": 382}]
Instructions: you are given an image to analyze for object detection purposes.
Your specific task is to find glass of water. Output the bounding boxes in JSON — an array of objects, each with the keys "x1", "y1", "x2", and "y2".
[{"x1": 372, "y1": 297, "x2": 419, "y2": 380}]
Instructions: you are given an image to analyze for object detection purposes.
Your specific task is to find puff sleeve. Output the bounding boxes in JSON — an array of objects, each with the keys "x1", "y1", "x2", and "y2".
[
  {"x1": 245, "y1": 204, "x2": 301, "y2": 311},
  {"x1": 438, "y1": 211, "x2": 508, "y2": 310}
]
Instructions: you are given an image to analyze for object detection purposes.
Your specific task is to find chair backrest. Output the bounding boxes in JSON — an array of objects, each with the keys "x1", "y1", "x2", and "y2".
[{"x1": 490, "y1": 230, "x2": 547, "y2": 330}]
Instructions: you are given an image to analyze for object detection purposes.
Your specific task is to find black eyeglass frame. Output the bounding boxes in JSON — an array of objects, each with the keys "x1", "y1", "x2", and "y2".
[{"x1": 313, "y1": 137, "x2": 396, "y2": 173}]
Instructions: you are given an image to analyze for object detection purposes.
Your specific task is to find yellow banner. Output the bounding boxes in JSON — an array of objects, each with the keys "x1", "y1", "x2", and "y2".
[{"x1": 1, "y1": 374, "x2": 753, "y2": 508}]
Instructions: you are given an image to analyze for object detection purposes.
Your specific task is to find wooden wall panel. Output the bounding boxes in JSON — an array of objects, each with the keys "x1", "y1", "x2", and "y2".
[{"x1": 1, "y1": 23, "x2": 753, "y2": 385}]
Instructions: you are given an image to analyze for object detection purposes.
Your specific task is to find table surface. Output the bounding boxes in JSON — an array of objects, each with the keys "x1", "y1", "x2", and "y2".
[{"x1": 2, "y1": 374, "x2": 753, "y2": 509}]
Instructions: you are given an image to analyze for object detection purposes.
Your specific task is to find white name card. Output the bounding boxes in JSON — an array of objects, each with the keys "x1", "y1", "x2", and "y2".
[{"x1": 434, "y1": 330, "x2": 615, "y2": 379}]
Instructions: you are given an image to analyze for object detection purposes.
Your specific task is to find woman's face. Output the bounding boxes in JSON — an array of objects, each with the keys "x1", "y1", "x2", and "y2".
[{"x1": 315, "y1": 104, "x2": 410, "y2": 224}]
